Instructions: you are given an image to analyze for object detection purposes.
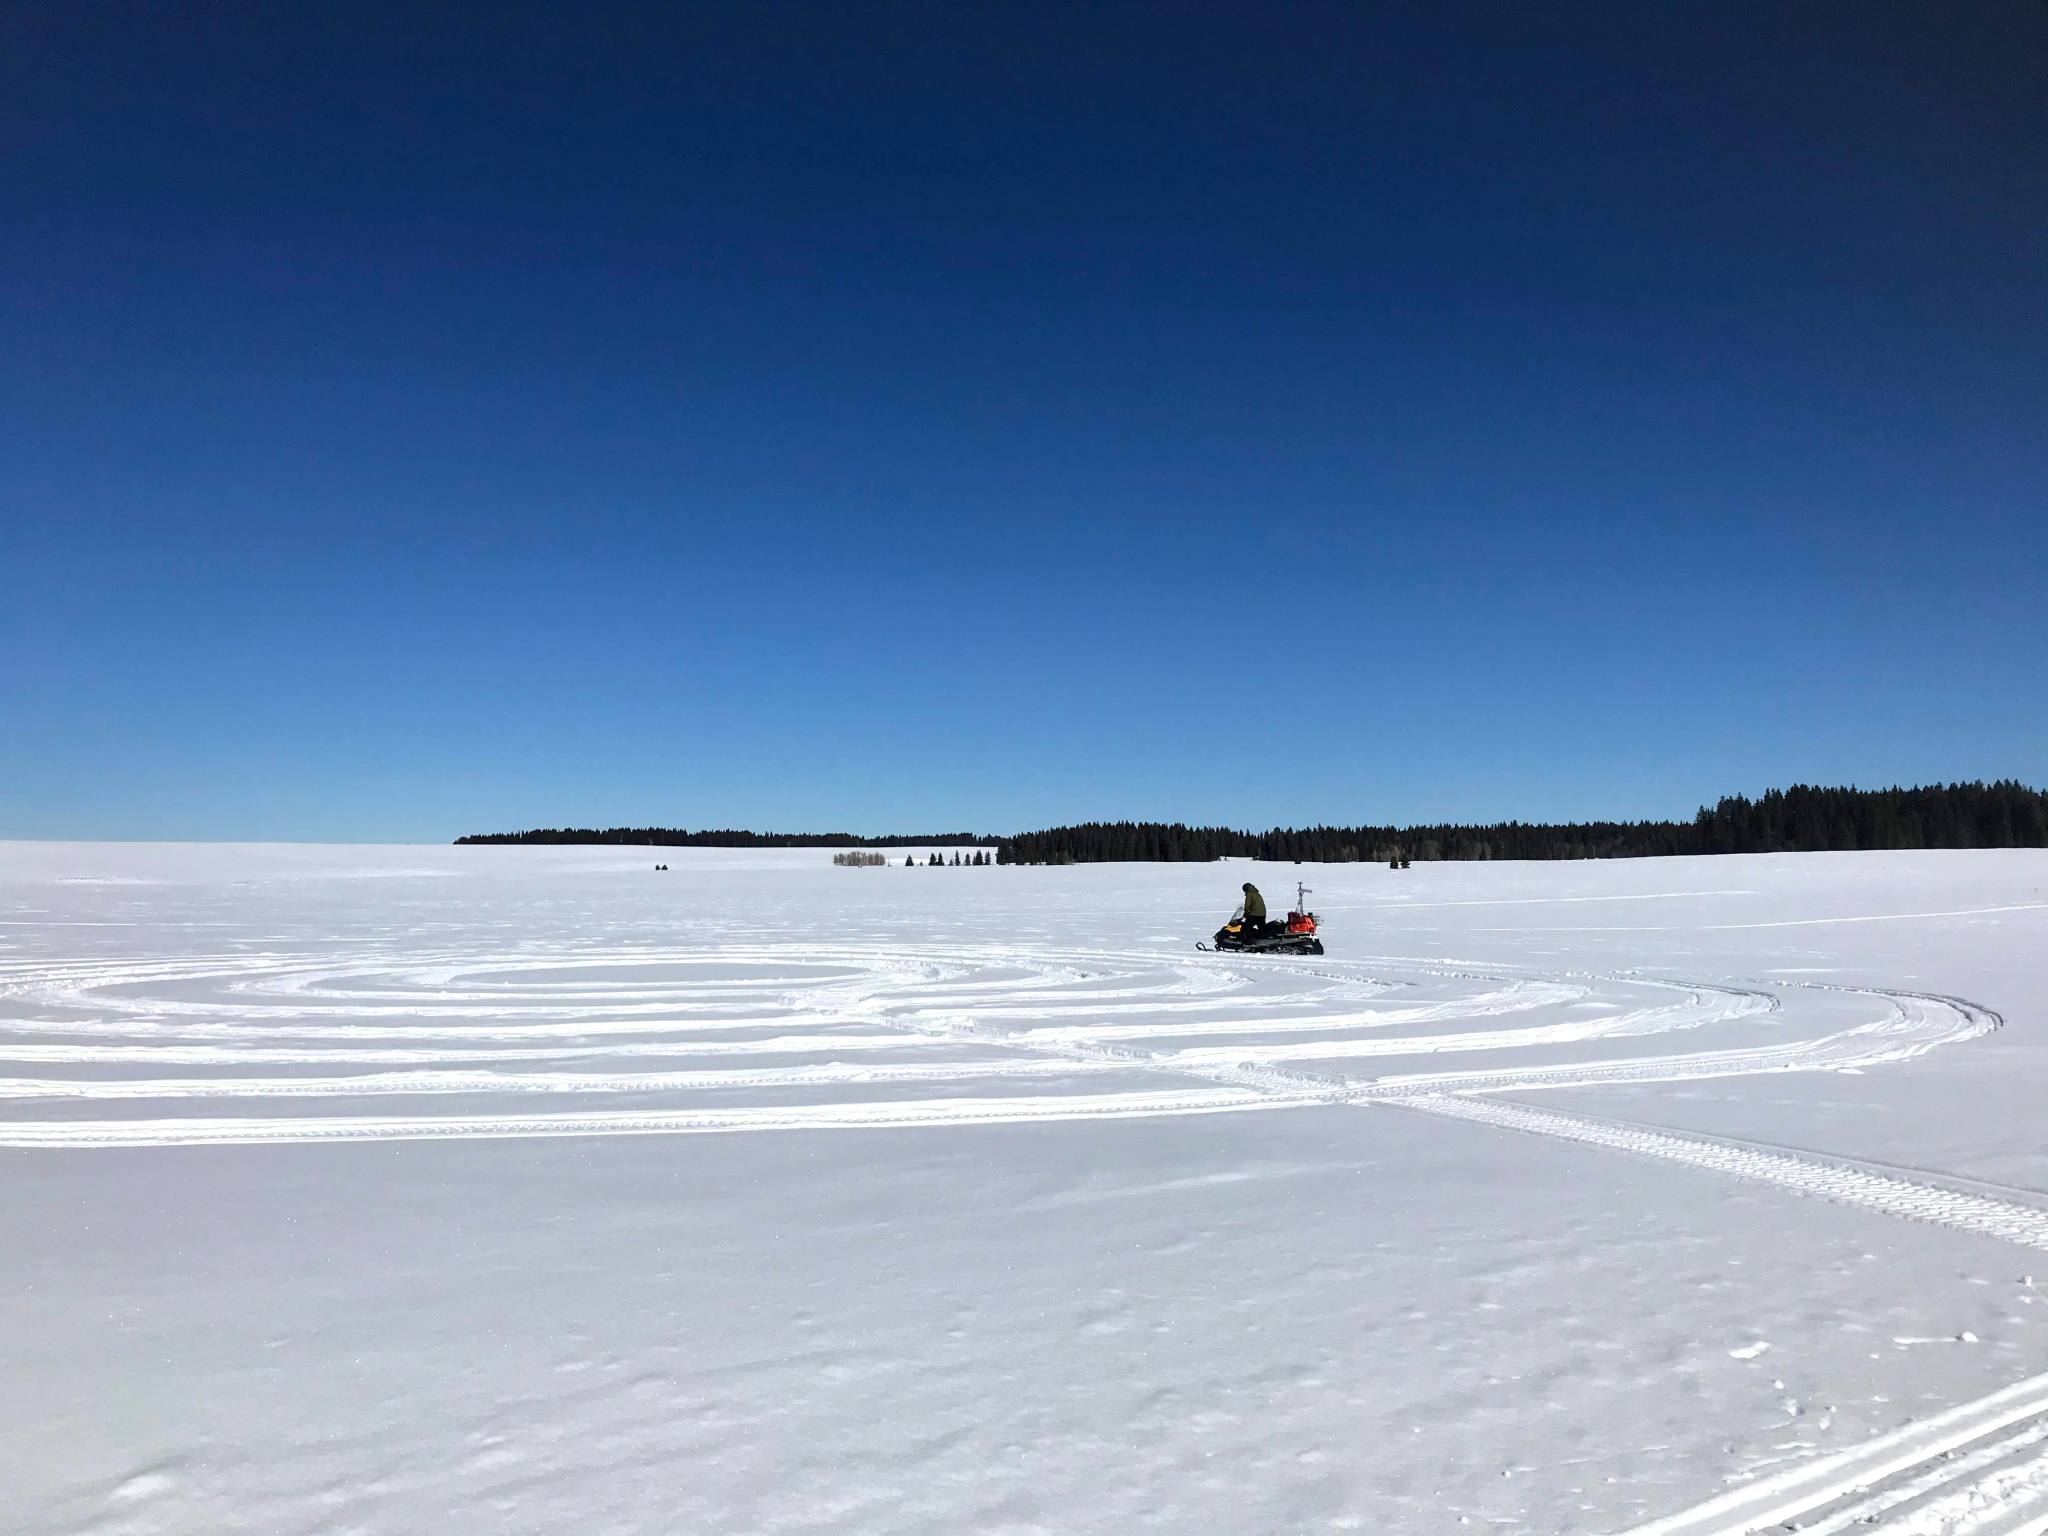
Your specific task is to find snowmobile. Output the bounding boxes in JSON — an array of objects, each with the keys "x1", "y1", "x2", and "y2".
[{"x1": 1199, "y1": 882, "x2": 1324, "y2": 955}]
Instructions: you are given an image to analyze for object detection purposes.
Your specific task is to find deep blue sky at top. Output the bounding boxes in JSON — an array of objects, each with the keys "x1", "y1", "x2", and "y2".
[{"x1": 3, "y1": 2, "x2": 2044, "y2": 841}]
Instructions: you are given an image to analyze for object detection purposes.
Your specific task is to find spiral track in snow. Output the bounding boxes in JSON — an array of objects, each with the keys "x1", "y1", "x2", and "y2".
[
  {"x1": 1, "y1": 936, "x2": 2029, "y2": 1529},
  {"x1": 0, "y1": 943, "x2": 1993, "y2": 1148}
]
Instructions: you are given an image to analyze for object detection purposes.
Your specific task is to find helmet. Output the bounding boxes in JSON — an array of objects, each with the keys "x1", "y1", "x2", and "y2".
[{"x1": 1242, "y1": 882, "x2": 1253, "y2": 891}]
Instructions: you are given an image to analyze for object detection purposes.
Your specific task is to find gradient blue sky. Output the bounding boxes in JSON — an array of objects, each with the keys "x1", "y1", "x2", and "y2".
[{"x1": 4, "y1": 2, "x2": 2044, "y2": 841}]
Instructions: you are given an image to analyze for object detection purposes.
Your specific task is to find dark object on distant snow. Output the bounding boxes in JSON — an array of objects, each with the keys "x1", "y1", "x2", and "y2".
[
  {"x1": 460, "y1": 826, "x2": 997, "y2": 849},
  {"x1": 1400, "y1": 858, "x2": 1411, "y2": 870},
  {"x1": 1201, "y1": 883, "x2": 1323, "y2": 955}
]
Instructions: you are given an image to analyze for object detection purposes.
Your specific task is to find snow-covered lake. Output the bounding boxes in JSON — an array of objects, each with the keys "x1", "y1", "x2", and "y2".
[{"x1": 4, "y1": 843, "x2": 2046, "y2": 1533}]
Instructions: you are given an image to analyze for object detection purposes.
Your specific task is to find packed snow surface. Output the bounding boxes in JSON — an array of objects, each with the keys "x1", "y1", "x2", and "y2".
[{"x1": 3, "y1": 844, "x2": 2046, "y2": 1533}]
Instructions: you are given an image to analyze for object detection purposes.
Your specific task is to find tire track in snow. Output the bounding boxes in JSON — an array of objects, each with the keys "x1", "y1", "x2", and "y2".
[
  {"x1": 0, "y1": 1055, "x2": 1134, "y2": 1101},
  {"x1": 1159, "y1": 982, "x2": 1770, "y2": 1066},
  {"x1": 1402, "y1": 1080, "x2": 2048, "y2": 1253},
  {"x1": 0, "y1": 1036, "x2": 939, "y2": 1067},
  {"x1": 1008, "y1": 977, "x2": 1588, "y2": 1041},
  {"x1": 0, "y1": 1086, "x2": 1306, "y2": 1148},
  {"x1": 1356, "y1": 986, "x2": 2042, "y2": 1536},
  {"x1": 1343, "y1": 983, "x2": 1990, "y2": 1100},
  {"x1": 0, "y1": 950, "x2": 2002, "y2": 1149},
  {"x1": 4, "y1": 939, "x2": 2034, "y2": 1530},
  {"x1": 0, "y1": 945, "x2": 1369, "y2": 1141},
  {"x1": 1612, "y1": 1370, "x2": 2048, "y2": 1536}
]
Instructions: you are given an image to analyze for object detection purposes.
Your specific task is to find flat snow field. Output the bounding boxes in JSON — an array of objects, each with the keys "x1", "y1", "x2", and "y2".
[{"x1": 3, "y1": 846, "x2": 2047, "y2": 1535}]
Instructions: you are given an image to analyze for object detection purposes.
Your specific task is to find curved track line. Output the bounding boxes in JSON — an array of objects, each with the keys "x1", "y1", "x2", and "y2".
[
  {"x1": 1160, "y1": 984, "x2": 1768, "y2": 1065},
  {"x1": 0, "y1": 1037, "x2": 951, "y2": 1067},
  {"x1": 0, "y1": 1086, "x2": 1303, "y2": 1148},
  {"x1": 0, "y1": 951, "x2": 2004, "y2": 1150},
  {"x1": 0, "y1": 1056, "x2": 1127, "y2": 1100},
  {"x1": 1006, "y1": 979, "x2": 1590, "y2": 1040},
  {"x1": 1347, "y1": 985, "x2": 1993, "y2": 1099}
]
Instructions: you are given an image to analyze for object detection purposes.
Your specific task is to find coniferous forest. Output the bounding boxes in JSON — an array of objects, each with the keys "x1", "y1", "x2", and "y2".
[
  {"x1": 993, "y1": 782, "x2": 2048, "y2": 865},
  {"x1": 455, "y1": 783, "x2": 2048, "y2": 865}
]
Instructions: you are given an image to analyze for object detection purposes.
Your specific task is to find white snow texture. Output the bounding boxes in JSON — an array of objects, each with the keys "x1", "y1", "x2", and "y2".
[{"x1": 2, "y1": 843, "x2": 2046, "y2": 1533}]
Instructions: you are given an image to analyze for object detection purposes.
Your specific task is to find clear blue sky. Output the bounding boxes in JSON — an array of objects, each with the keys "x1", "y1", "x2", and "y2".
[{"x1": 4, "y1": 3, "x2": 2044, "y2": 842}]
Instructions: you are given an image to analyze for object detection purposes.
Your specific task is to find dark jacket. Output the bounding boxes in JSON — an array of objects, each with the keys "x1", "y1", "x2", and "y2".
[{"x1": 1242, "y1": 885, "x2": 1266, "y2": 923}]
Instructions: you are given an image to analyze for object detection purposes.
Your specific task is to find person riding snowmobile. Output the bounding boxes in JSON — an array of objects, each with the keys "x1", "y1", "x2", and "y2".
[
  {"x1": 1202, "y1": 880, "x2": 1321, "y2": 954},
  {"x1": 1241, "y1": 881, "x2": 1267, "y2": 937}
]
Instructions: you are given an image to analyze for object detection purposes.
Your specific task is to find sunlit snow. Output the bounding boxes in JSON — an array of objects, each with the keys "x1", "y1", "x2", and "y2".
[{"x1": 4, "y1": 844, "x2": 2045, "y2": 1532}]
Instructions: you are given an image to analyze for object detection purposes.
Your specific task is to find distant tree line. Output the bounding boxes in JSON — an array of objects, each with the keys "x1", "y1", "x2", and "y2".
[
  {"x1": 1690, "y1": 781, "x2": 2048, "y2": 855},
  {"x1": 455, "y1": 783, "x2": 2048, "y2": 864},
  {"x1": 455, "y1": 827, "x2": 998, "y2": 848},
  {"x1": 993, "y1": 782, "x2": 2048, "y2": 865},
  {"x1": 907, "y1": 850, "x2": 993, "y2": 866},
  {"x1": 831, "y1": 850, "x2": 891, "y2": 867}
]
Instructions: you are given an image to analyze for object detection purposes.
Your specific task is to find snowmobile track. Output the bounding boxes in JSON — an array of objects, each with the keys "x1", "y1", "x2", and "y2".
[
  {"x1": 1614, "y1": 1369, "x2": 2048, "y2": 1535},
  {"x1": 0, "y1": 949, "x2": 2004, "y2": 1154},
  {"x1": 0, "y1": 930, "x2": 2036, "y2": 1530},
  {"x1": 1402, "y1": 1088, "x2": 2048, "y2": 1254}
]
